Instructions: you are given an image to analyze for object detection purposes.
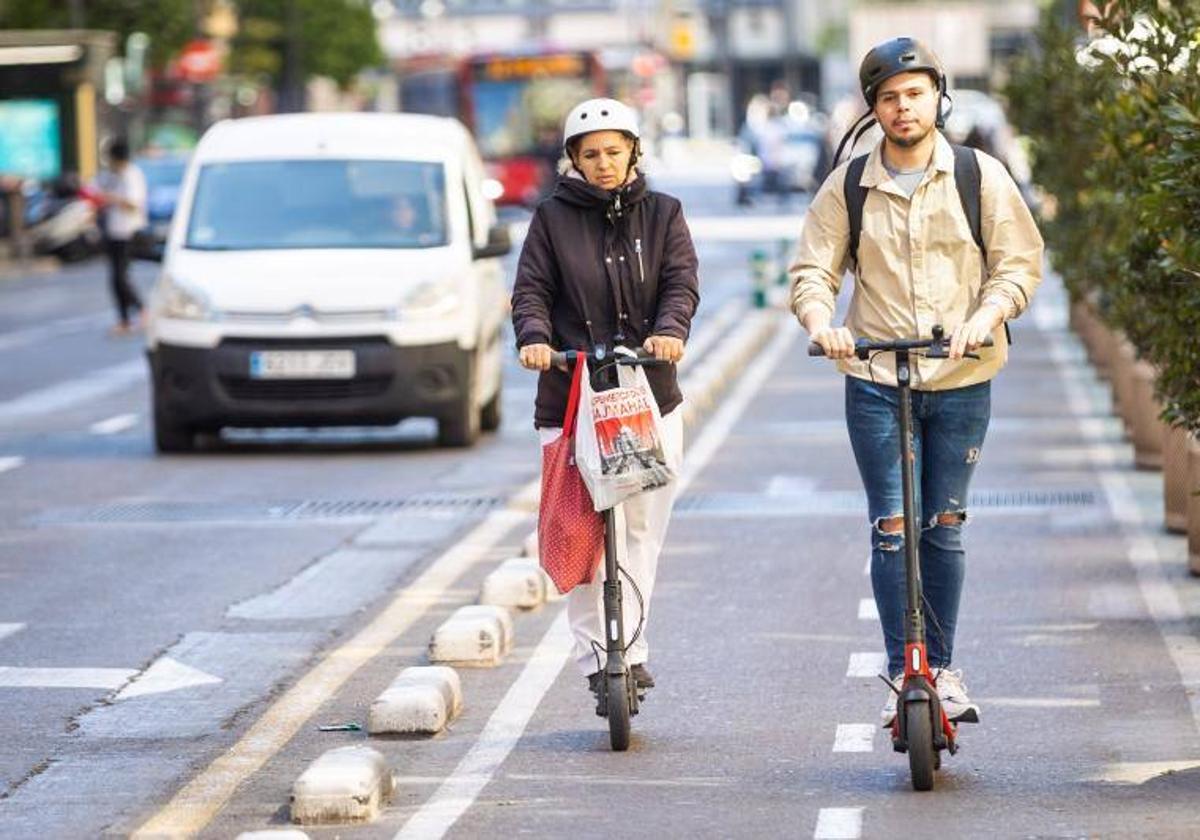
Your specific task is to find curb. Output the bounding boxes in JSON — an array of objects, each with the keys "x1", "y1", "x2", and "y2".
[
  {"x1": 368, "y1": 666, "x2": 462, "y2": 736},
  {"x1": 428, "y1": 605, "x2": 513, "y2": 667},
  {"x1": 290, "y1": 745, "x2": 393, "y2": 826},
  {"x1": 479, "y1": 556, "x2": 549, "y2": 610}
]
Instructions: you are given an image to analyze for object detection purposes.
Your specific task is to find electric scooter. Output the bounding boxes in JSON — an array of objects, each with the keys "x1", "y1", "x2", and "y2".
[
  {"x1": 550, "y1": 346, "x2": 665, "y2": 751},
  {"x1": 809, "y1": 325, "x2": 991, "y2": 790}
]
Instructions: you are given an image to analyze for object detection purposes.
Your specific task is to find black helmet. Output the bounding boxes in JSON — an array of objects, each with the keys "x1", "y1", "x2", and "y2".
[{"x1": 859, "y1": 37, "x2": 945, "y2": 107}]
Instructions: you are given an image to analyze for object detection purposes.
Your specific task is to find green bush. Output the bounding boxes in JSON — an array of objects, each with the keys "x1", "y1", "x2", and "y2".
[{"x1": 1006, "y1": 0, "x2": 1200, "y2": 431}]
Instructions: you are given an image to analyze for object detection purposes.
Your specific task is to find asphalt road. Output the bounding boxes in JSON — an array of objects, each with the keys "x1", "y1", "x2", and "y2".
[{"x1": 2, "y1": 177, "x2": 1198, "y2": 839}]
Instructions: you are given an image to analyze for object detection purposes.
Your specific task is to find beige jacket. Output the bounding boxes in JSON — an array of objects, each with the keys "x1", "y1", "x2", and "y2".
[{"x1": 789, "y1": 133, "x2": 1043, "y2": 390}]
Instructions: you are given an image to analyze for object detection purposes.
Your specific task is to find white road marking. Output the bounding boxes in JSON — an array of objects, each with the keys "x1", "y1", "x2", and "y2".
[
  {"x1": 0, "y1": 311, "x2": 111, "y2": 352},
  {"x1": 0, "y1": 359, "x2": 144, "y2": 426},
  {"x1": 89, "y1": 413, "x2": 139, "y2": 435},
  {"x1": 0, "y1": 456, "x2": 23, "y2": 475},
  {"x1": 1009, "y1": 622, "x2": 1100, "y2": 633},
  {"x1": 815, "y1": 807, "x2": 864, "y2": 839},
  {"x1": 0, "y1": 623, "x2": 27, "y2": 642},
  {"x1": 985, "y1": 697, "x2": 1100, "y2": 709},
  {"x1": 1087, "y1": 760, "x2": 1200, "y2": 784},
  {"x1": 832, "y1": 724, "x2": 875, "y2": 753},
  {"x1": 114, "y1": 656, "x2": 223, "y2": 700},
  {"x1": 857, "y1": 598, "x2": 878, "y2": 621},
  {"x1": 393, "y1": 611, "x2": 573, "y2": 840},
  {"x1": 394, "y1": 314, "x2": 795, "y2": 839},
  {"x1": 862, "y1": 554, "x2": 870, "y2": 576},
  {"x1": 846, "y1": 652, "x2": 887, "y2": 678},
  {"x1": 1040, "y1": 281, "x2": 1200, "y2": 736},
  {"x1": 131, "y1": 509, "x2": 527, "y2": 837},
  {"x1": 0, "y1": 666, "x2": 137, "y2": 690}
]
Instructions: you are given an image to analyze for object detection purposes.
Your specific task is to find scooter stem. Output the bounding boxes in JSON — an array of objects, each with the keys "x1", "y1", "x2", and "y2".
[
  {"x1": 602, "y1": 507, "x2": 627, "y2": 675},
  {"x1": 895, "y1": 351, "x2": 926, "y2": 654}
]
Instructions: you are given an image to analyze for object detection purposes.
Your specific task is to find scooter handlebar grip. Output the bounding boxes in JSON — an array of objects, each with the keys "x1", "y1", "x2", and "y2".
[{"x1": 808, "y1": 343, "x2": 827, "y2": 357}]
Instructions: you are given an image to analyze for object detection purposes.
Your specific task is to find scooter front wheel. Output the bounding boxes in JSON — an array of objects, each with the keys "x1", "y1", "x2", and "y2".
[
  {"x1": 607, "y1": 673, "x2": 631, "y2": 751},
  {"x1": 905, "y1": 702, "x2": 936, "y2": 791}
]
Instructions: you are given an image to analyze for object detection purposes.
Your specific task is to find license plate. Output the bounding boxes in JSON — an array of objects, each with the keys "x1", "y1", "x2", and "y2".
[{"x1": 249, "y1": 350, "x2": 356, "y2": 379}]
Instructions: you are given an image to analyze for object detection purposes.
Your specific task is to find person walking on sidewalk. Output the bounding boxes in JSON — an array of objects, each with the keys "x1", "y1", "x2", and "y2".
[
  {"x1": 96, "y1": 139, "x2": 147, "y2": 335},
  {"x1": 789, "y1": 38, "x2": 1043, "y2": 726},
  {"x1": 512, "y1": 97, "x2": 700, "y2": 700}
]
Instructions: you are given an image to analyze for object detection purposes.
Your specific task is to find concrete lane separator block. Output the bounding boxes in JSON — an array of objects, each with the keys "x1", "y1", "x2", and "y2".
[
  {"x1": 428, "y1": 605, "x2": 513, "y2": 667},
  {"x1": 480, "y1": 557, "x2": 547, "y2": 609},
  {"x1": 522, "y1": 531, "x2": 538, "y2": 559},
  {"x1": 236, "y1": 831, "x2": 312, "y2": 840},
  {"x1": 368, "y1": 666, "x2": 463, "y2": 736},
  {"x1": 290, "y1": 745, "x2": 393, "y2": 826}
]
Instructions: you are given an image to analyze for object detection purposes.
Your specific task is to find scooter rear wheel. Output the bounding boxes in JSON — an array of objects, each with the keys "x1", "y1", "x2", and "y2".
[
  {"x1": 607, "y1": 673, "x2": 631, "y2": 751},
  {"x1": 905, "y1": 702, "x2": 936, "y2": 791}
]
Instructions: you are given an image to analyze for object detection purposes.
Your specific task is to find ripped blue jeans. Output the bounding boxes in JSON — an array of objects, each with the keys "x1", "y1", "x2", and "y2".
[{"x1": 845, "y1": 375, "x2": 991, "y2": 677}]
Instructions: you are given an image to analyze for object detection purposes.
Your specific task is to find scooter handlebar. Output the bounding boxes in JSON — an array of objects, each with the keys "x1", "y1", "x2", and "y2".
[
  {"x1": 807, "y1": 334, "x2": 995, "y2": 358},
  {"x1": 549, "y1": 348, "x2": 671, "y2": 368}
]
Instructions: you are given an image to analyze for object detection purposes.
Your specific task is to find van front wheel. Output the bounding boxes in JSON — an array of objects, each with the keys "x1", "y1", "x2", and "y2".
[{"x1": 437, "y1": 356, "x2": 481, "y2": 447}]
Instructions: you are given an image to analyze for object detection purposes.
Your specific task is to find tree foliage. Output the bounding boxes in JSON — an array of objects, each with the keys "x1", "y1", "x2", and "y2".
[
  {"x1": 1006, "y1": 0, "x2": 1200, "y2": 431},
  {"x1": 229, "y1": 0, "x2": 384, "y2": 89},
  {"x1": 0, "y1": 0, "x2": 197, "y2": 67}
]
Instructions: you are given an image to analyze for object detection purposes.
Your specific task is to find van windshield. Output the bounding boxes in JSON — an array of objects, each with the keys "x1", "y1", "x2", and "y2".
[{"x1": 186, "y1": 159, "x2": 449, "y2": 250}]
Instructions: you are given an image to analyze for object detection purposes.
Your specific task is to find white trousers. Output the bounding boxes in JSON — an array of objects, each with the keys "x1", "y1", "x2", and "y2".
[{"x1": 538, "y1": 406, "x2": 684, "y2": 675}]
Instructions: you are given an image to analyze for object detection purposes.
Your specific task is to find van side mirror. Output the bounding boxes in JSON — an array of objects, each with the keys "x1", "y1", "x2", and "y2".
[{"x1": 473, "y1": 223, "x2": 511, "y2": 260}]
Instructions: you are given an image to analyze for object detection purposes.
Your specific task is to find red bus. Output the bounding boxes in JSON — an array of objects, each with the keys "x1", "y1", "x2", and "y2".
[{"x1": 399, "y1": 50, "x2": 605, "y2": 206}]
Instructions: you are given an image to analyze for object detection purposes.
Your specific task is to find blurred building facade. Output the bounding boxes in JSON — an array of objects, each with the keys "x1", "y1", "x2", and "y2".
[{"x1": 376, "y1": 0, "x2": 1041, "y2": 137}]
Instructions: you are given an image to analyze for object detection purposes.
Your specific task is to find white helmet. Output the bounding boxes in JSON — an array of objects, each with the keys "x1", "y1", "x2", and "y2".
[{"x1": 562, "y1": 98, "x2": 640, "y2": 149}]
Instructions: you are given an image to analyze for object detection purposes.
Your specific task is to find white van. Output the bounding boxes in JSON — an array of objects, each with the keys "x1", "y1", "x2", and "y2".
[{"x1": 144, "y1": 113, "x2": 511, "y2": 452}]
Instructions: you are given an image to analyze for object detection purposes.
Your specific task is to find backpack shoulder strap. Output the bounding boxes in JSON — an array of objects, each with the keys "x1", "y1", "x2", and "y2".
[
  {"x1": 952, "y1": 144, "x2": 984, "y2": 259},
  {"x1": 952, "y1": 143, "x2": 1013, "y2": 344},
  {"x1": 843, "y1": 153, "x2": 870, "y2": 267}
]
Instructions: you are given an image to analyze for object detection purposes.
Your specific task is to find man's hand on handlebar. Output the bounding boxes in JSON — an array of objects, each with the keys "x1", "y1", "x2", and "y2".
[
  {"x1": 811, "y1": 325, "x2": 856, "y2": 360},
  {"x1": 948, "y1": 303, "x2": 1005, "y2": 360},
  {"x1": 644, "y1": 335, "x2": 684, "y2": 363},
  {"x1": 518, "y1": 343, "x2": 555, "y2": 371}
]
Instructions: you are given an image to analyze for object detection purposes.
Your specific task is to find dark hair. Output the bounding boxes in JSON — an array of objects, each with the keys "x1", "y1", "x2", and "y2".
[{"x1": 108, "y1": 138, "x2": 131, "y2": 162}]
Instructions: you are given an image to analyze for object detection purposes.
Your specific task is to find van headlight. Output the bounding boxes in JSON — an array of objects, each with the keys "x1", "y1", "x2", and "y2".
[
  {"x1": 401, "y1": 282, "x2": 459, "y2": 317},
  {"x1": 160, "y1": 275, "x2": 213, "y2": 321}
]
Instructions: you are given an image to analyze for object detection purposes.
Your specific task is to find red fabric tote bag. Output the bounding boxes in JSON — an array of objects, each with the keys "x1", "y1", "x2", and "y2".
[{"x1": 538, "y1": 356, "x2": 604, "y2": 594}]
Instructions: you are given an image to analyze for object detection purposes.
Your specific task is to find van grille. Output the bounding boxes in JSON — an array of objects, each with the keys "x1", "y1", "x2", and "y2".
[{"x1": 219, "y1": 375, "x2": 392, "y2": 401}]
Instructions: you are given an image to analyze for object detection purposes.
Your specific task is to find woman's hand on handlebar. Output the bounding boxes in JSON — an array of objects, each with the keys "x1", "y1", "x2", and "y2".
[
  {"x1": 644, "y1": 334, "x2": 684, "y2": 364},
  {"x1": 519, "y1": 343, "x2": 555, "y2": 371},
  {"x1": 811, "y1": 326, "x2": 856, "y2": 360},
  {"x1": 948, "y1": 304, "x2": 1005, "y2": 360}
]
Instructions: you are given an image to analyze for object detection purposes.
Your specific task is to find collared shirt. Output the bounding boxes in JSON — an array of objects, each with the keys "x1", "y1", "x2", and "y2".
[{"x1": 789, "y1": 132, "x2": 1044, "y2": 390}]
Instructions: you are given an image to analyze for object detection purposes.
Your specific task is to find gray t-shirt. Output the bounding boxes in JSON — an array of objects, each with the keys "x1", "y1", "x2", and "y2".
[{"x1": 883, "y1": 160, "x2": 927, "y2": 198}]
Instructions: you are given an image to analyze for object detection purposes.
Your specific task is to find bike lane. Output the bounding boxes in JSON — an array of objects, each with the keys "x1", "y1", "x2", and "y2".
[{"x1": 423, "y1": 274, "x2": 1200, "y2": 839}]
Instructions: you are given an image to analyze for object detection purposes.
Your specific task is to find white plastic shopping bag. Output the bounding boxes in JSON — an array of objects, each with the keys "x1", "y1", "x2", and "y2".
[{"x1": 575, "y1": 351, "x2": 679, "y2": 511}]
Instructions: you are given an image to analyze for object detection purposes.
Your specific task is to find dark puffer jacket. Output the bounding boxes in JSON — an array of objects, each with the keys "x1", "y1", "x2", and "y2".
[{"x1": 511, "y1": 174, "x2": 700, "y2": 428}]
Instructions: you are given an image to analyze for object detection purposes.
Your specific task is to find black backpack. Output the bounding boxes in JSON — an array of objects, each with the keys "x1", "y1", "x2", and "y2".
[{"x1": 842, "y1": 144, "x2": 1011, "y2": 343}]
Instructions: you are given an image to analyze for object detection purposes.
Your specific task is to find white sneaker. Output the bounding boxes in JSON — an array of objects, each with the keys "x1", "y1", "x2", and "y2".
[
  {"x1": 880, "y1": 674, "x2": 901, "y2": 728},
  {"x1": 934, "y1": 668, "x2": 980, "y2": 723}
]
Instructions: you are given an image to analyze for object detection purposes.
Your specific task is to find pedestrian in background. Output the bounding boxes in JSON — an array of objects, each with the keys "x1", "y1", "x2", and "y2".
[
  {"x1": 512, "y1": 97, "x2": 699, "y2": 704},
  {"x1": 96, "y1": 139, "x2": 147, "y2": 335}
]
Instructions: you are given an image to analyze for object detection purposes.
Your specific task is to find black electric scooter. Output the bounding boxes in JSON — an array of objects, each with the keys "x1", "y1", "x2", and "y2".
[
  {"x1": 550, "y1": 346, "x2": 666, "y2": 751},
  {"x1": 809, "y1": 325, "x2": 991, "y2": 790}
]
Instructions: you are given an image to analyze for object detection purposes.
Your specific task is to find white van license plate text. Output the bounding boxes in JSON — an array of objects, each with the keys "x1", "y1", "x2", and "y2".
[{"x1": 249, "y1": 350, "x2": 356, "y2": 379}]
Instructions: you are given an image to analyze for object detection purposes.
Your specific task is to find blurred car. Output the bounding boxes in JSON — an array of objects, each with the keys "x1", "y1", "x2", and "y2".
[
  {"x1": 733, "y1": 113, "x2": 830, "y2": 205},
  {"x1": 144, "y1": 113, "x2": 511, "y2": 453},
  {"x1": 131, "y1": 154, "x2": 189, "y2": 261}
]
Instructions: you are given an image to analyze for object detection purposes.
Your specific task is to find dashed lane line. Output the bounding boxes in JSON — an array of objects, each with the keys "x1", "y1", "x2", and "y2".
[
  {"x1": 846, "y1": 652, "x2": 886, "y2": 679},
  {"x1": 0, "y1": 359, "x2": 144, "y2": 427},
  {"x1": 832, "y1": 724, "x2": 876, "y2": 753},
  {"x1": 0, "y1": 623, "x2": 26, "y2": 643},
  {"x1": 0, "y1": 456, "x2": 23, "y2": 475},
  {"x1": 814, "y1": 807, "x2": 864, "y2": 840},
  {"x1": 89, "y1": 413, "x2": 139, "y2": 435},
  {"x1": 857, "y1": 598, "x2": 878, "y2": 621}
]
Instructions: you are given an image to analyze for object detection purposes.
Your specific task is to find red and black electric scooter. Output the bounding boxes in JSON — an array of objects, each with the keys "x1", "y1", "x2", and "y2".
[{"x1": 810, "y1": 325, "x2": 990, "y2": 790}]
